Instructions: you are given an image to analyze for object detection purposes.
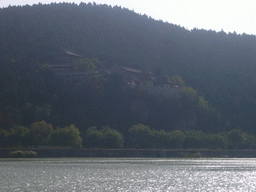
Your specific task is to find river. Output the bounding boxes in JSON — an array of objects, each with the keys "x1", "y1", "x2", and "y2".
[{"x1": 1, "y1": 158, "x2": 256, "y2": 191}]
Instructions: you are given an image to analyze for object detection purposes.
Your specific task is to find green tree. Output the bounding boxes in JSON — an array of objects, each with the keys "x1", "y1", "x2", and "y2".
[
  {"x1": 50, "y1": 124, "x2": 82, "y2": 148},
  {"x1": 85, "y1": 127, "x2": 104, "y2": 148},
  {"x1": 75, "y1": 58, "x2": 95, "y2": 72},
  {"x1": 204, "y1": 133, "x2": 227, "y2": 149},
  {"x1": 102, "y1": 126, "x2": 124, "y2": 148},
  {"x1": 128, "y1": 124, "x2": 152, "y2": 148},
  {"x1": 181, "y1": 87, "x2": 198, "y2": 103},
  {"x1": 84, "y1": 126, "x2": 123, "y2": 148},
  {"x1": 150, "y1": 129, "x2": 169, "y2": 149},
  {"x1": 198, "y1": 96, "x2": 210, "y2": 111},
  {"x1": 0, "y1": 129, "x2": 11, "y2": 148},
  {"x1": 170, "y1": 130, "x2": 185, "y2": 149},
  {"x1": 183, "y1": 130, "x2": 204, "y2": 149},
  {"x1": 29, "y1": 120, "x2": 53, "y2": 147},
  {"x1": 10, "y1": 125, "x2": 30, "y2": 147},
  {"x1": 170, "y1": 75, "x2": 185, "y2": 87},
  {"x1": 242, "y1": 132, "x2": 255, "y2": 149},
  {"x1": 227, "y1": 129, "x2": 243, "y2": 149}
]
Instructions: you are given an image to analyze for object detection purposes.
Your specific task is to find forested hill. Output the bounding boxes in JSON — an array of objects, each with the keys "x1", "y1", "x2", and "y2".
[{"x1": 1, "y1": 2, "x2": 256, "y2": 136}]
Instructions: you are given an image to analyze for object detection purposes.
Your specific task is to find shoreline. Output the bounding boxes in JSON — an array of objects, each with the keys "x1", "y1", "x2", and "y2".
[{"x1": 1, "y1": 148, "x2": 256, "y2": 158}]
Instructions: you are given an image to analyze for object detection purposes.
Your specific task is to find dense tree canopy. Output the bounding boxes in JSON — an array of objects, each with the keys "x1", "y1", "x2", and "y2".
[
  {"x1": 1, "y1": 3, "x2": 256, "y2": 149},
  {"x1": 50, "y1": 124, "x2": 82, "y2": 148}
]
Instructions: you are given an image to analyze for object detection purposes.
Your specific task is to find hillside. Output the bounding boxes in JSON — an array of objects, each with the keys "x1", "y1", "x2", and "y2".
[{"x1": 1, "y1": 2, "x2": 256, "y2": 137}]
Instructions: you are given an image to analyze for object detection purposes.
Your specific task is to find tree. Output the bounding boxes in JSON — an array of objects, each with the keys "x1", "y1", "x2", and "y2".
[
  {"x1": 170, "y1": 130, "x2": 185, "y2": 149},
  {"x1": 75, "y1": 58, "x2": 95, "y2": 72},
  {"x1": 204, "y1": 133, "x2": 226, "y2": 149},
  {"x1": 227, "y1": 129, "x2": 243, "y2": 149},
  {"x1": 242, "y1": 132, "x2": 255, "y2": 149},
  {"x1": 29, "y1": 120, "x2": 53, "y2": 147},
  {"x1": 150, "y1": 129, "x2": 171, "y2": 149},
  {"x1": 0, "y1": 129, "x2": 11, "y2": 147},
  {"x1": 181, "y1": 87, "x2": 198, "y2": 103},
  {"x1": 50, "y1": 124, "x2": 82, "y2": 148},
  {"x1": 170, "y1": 75, "x2": 185, "y2": 87},
  {"x1": 85, "y1": 126, "x2": 123, "y2": 148},
  {"x1": 128, "y1": 124, "x2": 152, "y2": 148},
  {"x1": 85, "y1": 127, "x2": 104, "y2": 148},
  {"x1": 10, "y1": 125, "x2": 30, "y2": 147},
  {"x1": 102, "y1": 126, "x2": 124, "y2": 148},
  {"x1": 183, "y1": 130, "x2": 204, "y2": 149}
]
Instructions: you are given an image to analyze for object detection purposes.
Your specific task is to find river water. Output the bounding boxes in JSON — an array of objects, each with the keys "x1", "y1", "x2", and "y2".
[{"x1": 1, "y1": 158, "x2": 256, "y2": 191}]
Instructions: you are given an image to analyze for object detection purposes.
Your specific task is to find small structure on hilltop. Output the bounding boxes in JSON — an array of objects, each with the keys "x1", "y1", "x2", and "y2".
[
  {"x1": 46, "y1": 49, "x2": 89, "y2": 79},
  {"x1": 150, "y1": 74, "x2": 180, "y2": 98},
  {"x1": 109, "y1": 66, "x2": 180, "y2": 98}
]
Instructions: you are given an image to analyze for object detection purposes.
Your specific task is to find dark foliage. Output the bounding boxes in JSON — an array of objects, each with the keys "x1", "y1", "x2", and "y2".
[{"x1": 1, "y1": 2, "x2": 256, "y2": 146}]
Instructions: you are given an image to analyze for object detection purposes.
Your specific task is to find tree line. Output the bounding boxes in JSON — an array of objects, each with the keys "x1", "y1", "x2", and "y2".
[
  {"x1": 0, "y1": 121, "x2": 82, "y2": 148},
  {"x1": 1, "y1": 121, "x2": 254, "y2": 150}
]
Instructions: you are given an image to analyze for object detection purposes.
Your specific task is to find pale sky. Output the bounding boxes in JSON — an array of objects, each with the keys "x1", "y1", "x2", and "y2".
[{"x1": 1, "y1": 0, "x2": 256, "y2": 35}]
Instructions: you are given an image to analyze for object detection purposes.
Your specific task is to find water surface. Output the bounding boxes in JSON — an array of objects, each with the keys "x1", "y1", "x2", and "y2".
[{"x1": 1, "y1": 158, "x2": 256, "y2": 191}]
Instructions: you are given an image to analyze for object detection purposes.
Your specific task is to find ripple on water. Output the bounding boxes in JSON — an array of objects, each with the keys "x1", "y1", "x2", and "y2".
[{"x1": 1, "y1": 158, "x2": 256, "y2": 191}]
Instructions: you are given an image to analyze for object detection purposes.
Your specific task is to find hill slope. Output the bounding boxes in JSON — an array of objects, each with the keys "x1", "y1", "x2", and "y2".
[{"x1": 1, "y1": 3, "x2": 256, "y2": 134}]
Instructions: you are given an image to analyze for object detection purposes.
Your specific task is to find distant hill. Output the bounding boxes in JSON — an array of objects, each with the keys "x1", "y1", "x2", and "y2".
[{"x1": 1, "y1": 2, "x2": 256, "y2": 134}]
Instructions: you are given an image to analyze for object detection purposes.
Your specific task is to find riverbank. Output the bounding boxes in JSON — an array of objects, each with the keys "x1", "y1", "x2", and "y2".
[{"x1": 1, "y1": 148, "x2": 256, "y2": 158}]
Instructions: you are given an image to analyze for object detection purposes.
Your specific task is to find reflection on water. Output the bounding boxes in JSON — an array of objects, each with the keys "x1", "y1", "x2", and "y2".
[{"x1": 1, "y1": 158, "x2": 256, "y2": 191}]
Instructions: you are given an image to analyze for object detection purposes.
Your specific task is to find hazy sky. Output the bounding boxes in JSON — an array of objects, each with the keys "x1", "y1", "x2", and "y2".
[{"x1": 1, "y1": 0, "x2": 256, "y2": 35}]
